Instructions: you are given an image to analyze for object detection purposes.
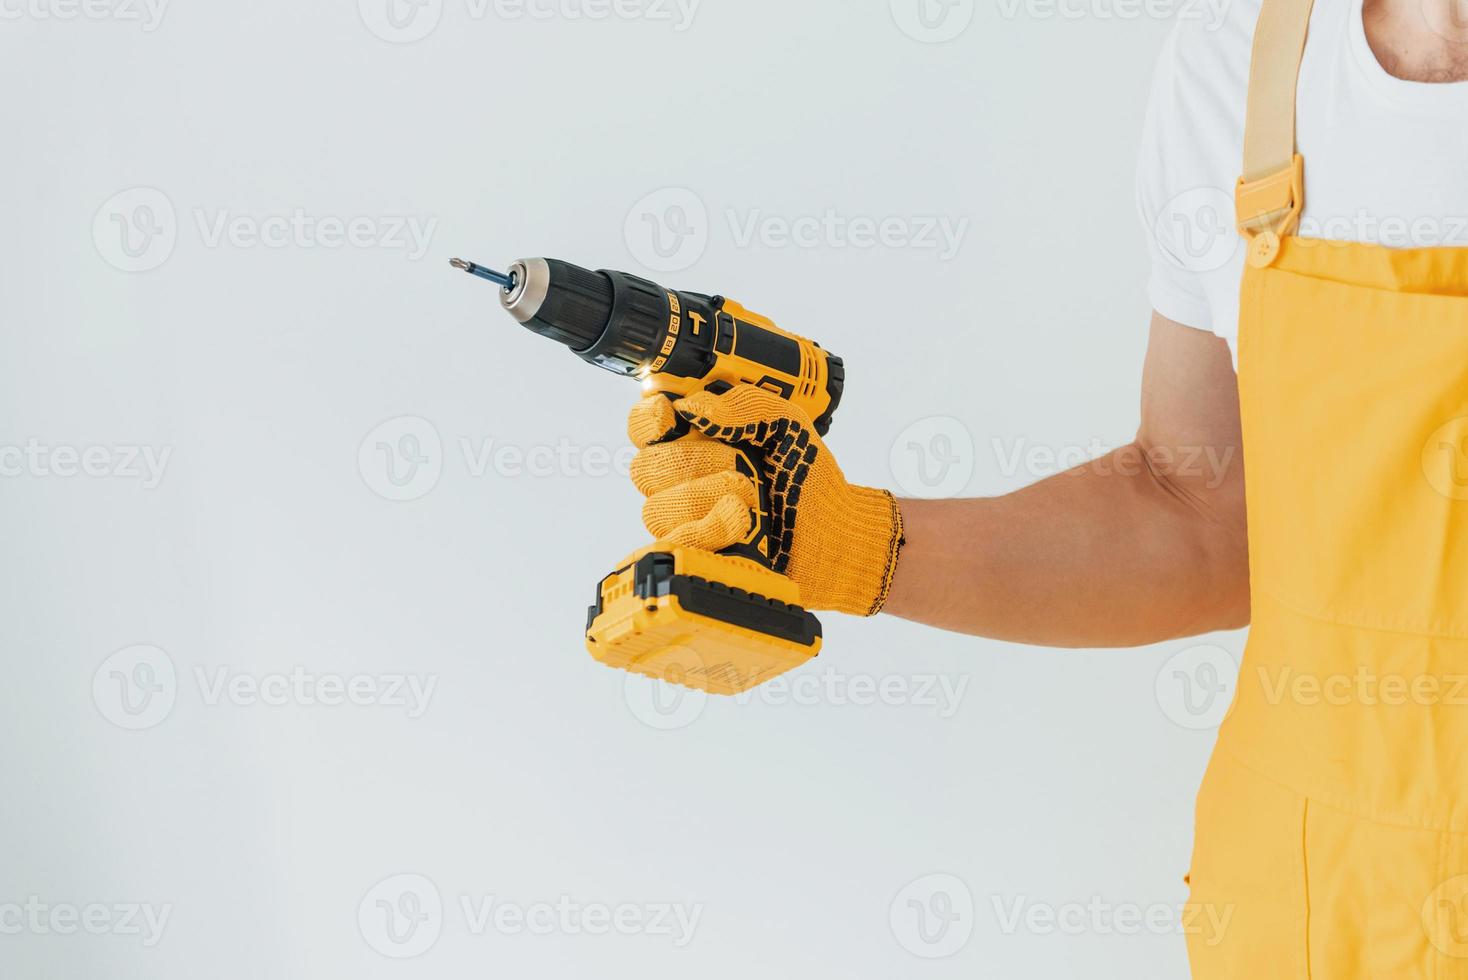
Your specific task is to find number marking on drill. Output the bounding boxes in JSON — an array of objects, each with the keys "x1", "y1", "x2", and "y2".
[{"x1": 649, "y1": 291, "x2": 683, "y2": 373}]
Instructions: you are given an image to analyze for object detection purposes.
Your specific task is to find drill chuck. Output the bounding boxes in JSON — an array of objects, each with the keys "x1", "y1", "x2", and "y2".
[{"x1": 495, "y1": 257, "x2": 669, "y2": 377}]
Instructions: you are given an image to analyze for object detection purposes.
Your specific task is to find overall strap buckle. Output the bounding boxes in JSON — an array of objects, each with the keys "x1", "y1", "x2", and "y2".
[{"x1": 1236, "y1": 154, "x2": 1304, "y2": 267}]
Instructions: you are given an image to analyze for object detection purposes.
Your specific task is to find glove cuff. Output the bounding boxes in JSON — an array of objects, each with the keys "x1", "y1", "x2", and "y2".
[{"x1": 813, "y1": 486, "x2": 905, "y2": 617}]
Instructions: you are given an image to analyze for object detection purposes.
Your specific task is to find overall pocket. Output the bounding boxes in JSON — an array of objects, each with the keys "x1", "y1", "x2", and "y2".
[
  {"x1": 1185, "y1": 750, "x2": 1310, "y2": 979},
  {"x1": 1239, "y1": 268, "x2": 1468, "y2": 639}
]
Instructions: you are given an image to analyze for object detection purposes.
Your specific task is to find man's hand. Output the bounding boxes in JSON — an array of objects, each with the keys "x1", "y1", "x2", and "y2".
[{"x1": 627, "y1": 384, "x2": 904, "y2": 616}]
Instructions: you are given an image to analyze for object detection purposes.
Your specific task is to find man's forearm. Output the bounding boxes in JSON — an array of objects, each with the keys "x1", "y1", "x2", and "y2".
[{"x1": 882, "y1": 442, "x2": 1249, "y2": 647}]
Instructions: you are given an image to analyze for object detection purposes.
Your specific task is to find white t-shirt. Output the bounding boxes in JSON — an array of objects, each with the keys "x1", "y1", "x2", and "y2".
[{"x1": 1136, "y1": 0, "x2": 1468, "y2": 358}]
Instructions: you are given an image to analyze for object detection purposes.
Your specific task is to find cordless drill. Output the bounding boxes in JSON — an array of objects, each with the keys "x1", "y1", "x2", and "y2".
[{"x1": 451, "y1": 256, "x2": 845, "y2": 695}]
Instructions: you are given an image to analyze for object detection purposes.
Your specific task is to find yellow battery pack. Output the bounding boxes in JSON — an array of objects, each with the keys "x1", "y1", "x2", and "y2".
[{"x1": 585, "y1": 544, "x2": 822, "y2": 696}]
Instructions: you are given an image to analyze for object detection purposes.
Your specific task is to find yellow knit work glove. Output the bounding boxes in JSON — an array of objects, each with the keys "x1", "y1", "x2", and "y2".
[{"x1": 627, "y1": 384, "x2": 904, "y2": 617}]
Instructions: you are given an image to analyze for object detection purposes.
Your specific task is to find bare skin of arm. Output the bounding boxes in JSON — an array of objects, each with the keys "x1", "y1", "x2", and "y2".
[{"x1": 882, "y1": 313, "x2": 1248, "y2": 647}]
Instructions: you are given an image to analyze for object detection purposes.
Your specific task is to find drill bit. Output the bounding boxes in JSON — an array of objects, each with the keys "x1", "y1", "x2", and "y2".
[{"x1": 450, "y1": 258, "x2": 517, "y2": 289}]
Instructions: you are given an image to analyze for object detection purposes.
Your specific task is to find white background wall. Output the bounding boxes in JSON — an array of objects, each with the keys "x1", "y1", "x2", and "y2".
[{"x1": 1, "y1": 1, "x2": 1245, "y2": 976}]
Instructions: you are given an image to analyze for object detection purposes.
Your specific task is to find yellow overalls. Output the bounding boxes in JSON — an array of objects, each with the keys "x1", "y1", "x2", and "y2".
[{"x1": 1185, "y1": 0, "x2": 1468, "y2": 975}]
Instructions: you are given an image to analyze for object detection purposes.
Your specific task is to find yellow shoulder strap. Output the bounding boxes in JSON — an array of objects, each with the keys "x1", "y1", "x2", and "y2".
[{"x1": 1235, "y1": 0, "x2": 1314, "y2": 236}]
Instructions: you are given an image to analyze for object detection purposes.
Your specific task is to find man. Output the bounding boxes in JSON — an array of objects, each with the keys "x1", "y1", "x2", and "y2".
[{"x1": 627, "y1": 0, "x2": 1468, "y2": 974}]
